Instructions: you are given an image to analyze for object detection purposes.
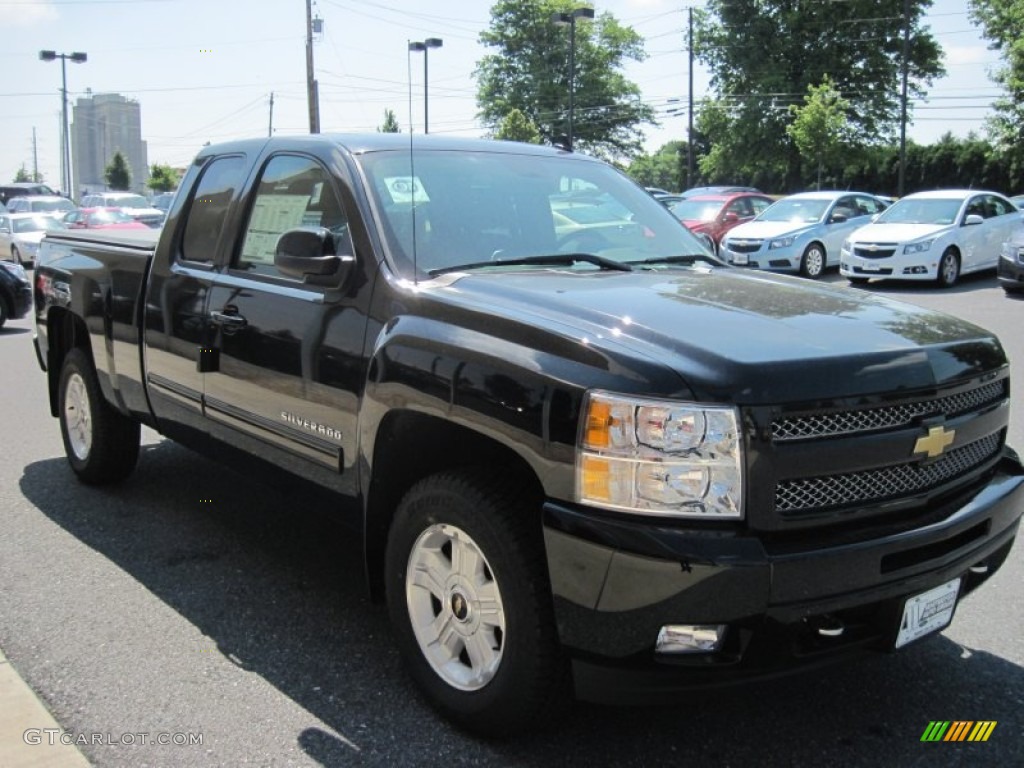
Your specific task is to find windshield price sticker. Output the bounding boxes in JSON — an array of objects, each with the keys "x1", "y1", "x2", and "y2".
[{"x1": 895, "y1": 577, "x2": 960, "y2": 649}]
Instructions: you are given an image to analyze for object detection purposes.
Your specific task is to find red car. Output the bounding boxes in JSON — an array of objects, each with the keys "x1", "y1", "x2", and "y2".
[
  {"x1": 63, "y1": 207, "x2": 150, "y2": 231},
  {"x1": 668, "y1": 192, "x2": 774, "y2": 253}
]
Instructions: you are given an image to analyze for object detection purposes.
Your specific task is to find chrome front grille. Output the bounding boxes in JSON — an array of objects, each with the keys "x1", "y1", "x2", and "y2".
[
  {"x1": 772, "y1": 380, "x2": 1007, "y2": 442},
  {"x1": 775, "y1": 433, "x2": 1002, "y2": 514},
  {"x1": 853, "y1": 244, "x2": 896, "y2": 259},
  {"x1": 726, "y1": 240, "x2": 762, "y2": 254}
]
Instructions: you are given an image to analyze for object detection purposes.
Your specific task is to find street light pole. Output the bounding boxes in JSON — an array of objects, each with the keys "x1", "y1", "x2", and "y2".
[
  {"x1": 408, "y1": 38, "x2": 443, "y2": 134},
  {"x1": 552, "y1": 7, "x2": 595, "y2": 152},
  {"x1": 39, "y1": 49, "x2": 87, "y2": 197}
]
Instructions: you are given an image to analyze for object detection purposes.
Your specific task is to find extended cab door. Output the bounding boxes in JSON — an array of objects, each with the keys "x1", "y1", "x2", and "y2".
[
  {"x1": 143, "y1": 153, "x2": 250, "y2": 437},
  {"x1": 202, "y1": 151, "x2": 375, "y2": 496}
]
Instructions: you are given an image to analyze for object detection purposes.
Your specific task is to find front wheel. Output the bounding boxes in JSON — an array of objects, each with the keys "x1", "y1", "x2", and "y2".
[
  {"x1": 800, "y1": 243, "x2": 826, "y2": 279},
  {"x1": 59, "y1": 348, "x2": 140, "y2": 484},
  {"x1": 385, "y1": 469, "x2": 567, "y2": 736},
  {"x1": 12, "y1": 246, "x2": 23, "y2": 266},
  {"x1": 936, "y1": 248, "x2": 960, "y2": 288}
]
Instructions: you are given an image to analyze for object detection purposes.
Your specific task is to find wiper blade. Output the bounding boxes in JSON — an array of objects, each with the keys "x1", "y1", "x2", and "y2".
[
  {"x1": 428, "y1": 252, "x2": 633, "y2": 277},
  {"x1": 625, "y1": 254, "x2": 718, "y2": 267}
]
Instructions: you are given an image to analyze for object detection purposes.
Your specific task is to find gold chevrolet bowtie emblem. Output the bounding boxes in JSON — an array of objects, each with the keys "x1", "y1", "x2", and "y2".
[{"x1": 914, "y1": 426, "x2": 956, "y2": 459}]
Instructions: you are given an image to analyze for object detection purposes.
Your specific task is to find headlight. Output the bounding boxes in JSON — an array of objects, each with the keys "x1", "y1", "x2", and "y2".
[
  {"x1": 769, "y1": 236, "x2": 795, "y2": 250},
  {"x1": 903, "y1": 239, "x2": 933, "y2": 255},
  {"x1": 841, "y1": 239, "x2": 851, "y2": 253},
  {"x1": 576, "y1": 391, "x2": 743, "y2": 519}
]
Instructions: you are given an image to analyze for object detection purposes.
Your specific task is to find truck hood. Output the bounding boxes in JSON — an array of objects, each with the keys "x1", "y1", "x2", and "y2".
[
  {"x1": 849, "y1": 222, "x2": 949, "y2": 243},
  {"x1": 431, "y1": 267, "x2": 1004, "y2": 403},
  {"x1": 725, "y1": 220, "x2": 814, "y2": 241}
]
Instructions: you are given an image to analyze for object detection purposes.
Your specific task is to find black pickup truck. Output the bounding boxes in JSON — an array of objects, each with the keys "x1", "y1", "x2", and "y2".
[{"x1": 34, "y1": 135, "x2": 1023, "y2": 736}]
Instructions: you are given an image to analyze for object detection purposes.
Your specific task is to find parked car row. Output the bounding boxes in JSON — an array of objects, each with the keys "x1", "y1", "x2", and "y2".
[{"x1": 696, "y1": 187, "x2": 1021, "y2": 291}]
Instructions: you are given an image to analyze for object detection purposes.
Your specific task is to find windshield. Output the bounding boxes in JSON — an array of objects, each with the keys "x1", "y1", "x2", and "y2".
[
  {"x1": 876, "y1": 198, "x2": 962, "y2": 225},
  {"x1": 758, "y1": 198, "x2": 829, "y2": 223},
  {"x1": 109, "y1": 195, "x2": 150, "y2": 209},
  {"x1": 668, "y1": 199, "x2": 722, "y2": 222},
  {"x1": 359, "y1": 149, "x2": 714, "y2": 278},
  {"x1": 31, "y1": 198, "x2": 74, "y2": 213},
  {"x1": 13, "y1": 216, "x2": 66, "y2": 233}
]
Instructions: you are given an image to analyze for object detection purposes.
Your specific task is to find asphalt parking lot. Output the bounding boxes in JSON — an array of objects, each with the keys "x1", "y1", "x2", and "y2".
[{"x1": 0, "y1": 269, "x2": 1021, "y2": 767}]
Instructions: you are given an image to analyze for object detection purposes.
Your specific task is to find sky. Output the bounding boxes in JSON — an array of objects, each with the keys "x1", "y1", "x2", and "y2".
[{"x1": 0, "y1": 0, "x2": 1004, "y2": 193}]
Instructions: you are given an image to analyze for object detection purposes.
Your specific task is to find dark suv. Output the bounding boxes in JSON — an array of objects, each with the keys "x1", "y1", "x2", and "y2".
[
  {"x1": 0, "y1": 183, "x2": 58, "y2": 206},
  {"x1": 0, "y1": 259, "x2": 31, "y2": 328}
]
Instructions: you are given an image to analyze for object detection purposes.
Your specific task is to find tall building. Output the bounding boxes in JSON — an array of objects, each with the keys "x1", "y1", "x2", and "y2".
[{"x1": 71, "y1": 91, "x2": 149, "y2": 198}]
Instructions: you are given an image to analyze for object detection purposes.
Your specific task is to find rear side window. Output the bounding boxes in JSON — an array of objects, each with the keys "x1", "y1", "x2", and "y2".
[{"x1": 180, "y1": 155, "x2": 246, "y2": 264}]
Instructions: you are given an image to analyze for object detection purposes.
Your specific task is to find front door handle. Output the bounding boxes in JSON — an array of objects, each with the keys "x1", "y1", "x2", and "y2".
[{"x1": 209, "y1": 310, "x2": 247, "y2": 329}]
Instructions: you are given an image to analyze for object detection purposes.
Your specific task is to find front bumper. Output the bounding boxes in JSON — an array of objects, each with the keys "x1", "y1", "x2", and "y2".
[
  {"x1": 840, "y1": 249, "x2": 937, "y2": 281},
  {"x1": 720, "y1": 243, "x2": 801, "y2": 272},
  {"x1": 998, "y1": 252, "x2": 1024, "y2": 292},
  {"x1": 543, "y1": 451, "x2": 1024, "y2": 703}
]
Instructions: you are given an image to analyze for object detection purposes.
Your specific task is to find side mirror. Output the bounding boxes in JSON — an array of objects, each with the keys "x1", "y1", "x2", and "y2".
[
  {"x1": 964, "y1": 214, "x2": 984, "y2": 226},
  {"x1": 830, "y1": 212, "x2": 848, "y2": 224},
  {"x1": 274, "y1": 227, "x2": 355, "y2": 287},
  {"x1": 722, "y1": 211, "x2": 739, "y2": 223}
]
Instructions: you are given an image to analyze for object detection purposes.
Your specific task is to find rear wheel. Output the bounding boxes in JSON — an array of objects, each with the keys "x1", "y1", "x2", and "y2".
[
  {"x1": 385, "y1": 469, "x2": 567, "y2": 737},
  {"x1": 800, "y1": 243, "x2": 826, "y2": 278},
  {"x1": 0, "y1": 297, "x2": 8, "y2": 328},
  {"x1": 11, "y1": 246, "x2": 22, "y2": 266},
  {"x1": 936, "y1": 248, "x2": 960, "y2": 288},
  {"x1": 59, "y1": 348, "x2": 140, "y2": 484}
]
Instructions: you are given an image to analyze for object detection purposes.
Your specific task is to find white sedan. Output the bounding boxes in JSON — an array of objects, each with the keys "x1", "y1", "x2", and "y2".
[
  {"x1": 0, "y1": 213, "x2": 67, "y2": 267},
  {"x1": 840, "y1": 190, "x2": 1020, "y2": 287}
]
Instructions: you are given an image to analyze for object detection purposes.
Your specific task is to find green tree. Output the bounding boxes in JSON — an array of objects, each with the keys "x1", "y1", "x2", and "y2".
[
  {"x1": 786, "y1": 77, "x2": 853, "y2": 189},
  {"x1": 476, "y1": 0, "x2": 655, "y2": 158},
  {"x1": 626, "y1": 141, "x2": 686, "y2": 191},
  {"x1": 14, "y1": 165, "x2": 33, "y2": 183},
  {"x1": 968, "y1": 0, "x2": 1024, "y2": 187},
  {"x1": 379, "y1": 108, "x2": 401, "y2": 133},
  {"x1": 696, "y1": 0, "x2": 945, "y2": 190},
  {"x1": 147, "y1": 163, "x2": 179, "y2": 193},
  {"x1": 493, "y1": 108, "x2": 542, "y2": 144},
  {"x1": 104, "y1": 152, "x2": 132, "y2": 191}
]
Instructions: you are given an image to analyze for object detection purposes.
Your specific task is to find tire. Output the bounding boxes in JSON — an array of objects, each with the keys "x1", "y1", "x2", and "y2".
[
  {"x1": 936, "y1": 248, "x2": 960, "y2": 288},
  {"x1": 58, "y1": 347, "x2": 140, "y2": 484},
  {"x1": 0, "y1": 296, "x2": 8, "y2": 329},
  {"x1": 11, "y1": 246, "x2": 22, "y2": 266},
  {"x1": 800, "y1": 243, "x2": 826, "y2": 279},
  {"x1": 385, "y1": 469, "x2": 567, "y2": 737}
]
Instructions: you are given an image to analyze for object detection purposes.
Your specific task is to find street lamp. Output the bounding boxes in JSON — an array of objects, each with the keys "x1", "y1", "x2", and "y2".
[
  {"x1": 39, "y1": 49, "x2": 87, "y2": 197},
  {"x1": 408, "y1": 38, "x2": 443, "y2": 134},
  {"x1": 551, "y1": 6, "x2": 594, "y2": 152}
]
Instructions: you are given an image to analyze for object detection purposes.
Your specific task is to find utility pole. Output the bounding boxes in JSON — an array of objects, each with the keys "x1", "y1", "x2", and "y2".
[
  {"x1": 32, "y1": 127, "x2": 39, "y2": 182},
  {"x1": 268, "y1": 92, "x2": 275, "y2": 137},
  {"x1": 305, "y1": 0, "x2": 320, "y2": 133},
  {"x1": 898, "y1": 0, "x2": 910, "y2": 197},
  {"x1": 687, "y1": 6, "x2": 694, "y2": 190}
]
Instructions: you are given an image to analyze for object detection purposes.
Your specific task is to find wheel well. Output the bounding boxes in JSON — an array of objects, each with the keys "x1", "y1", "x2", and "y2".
[
  {"x1": 45, "y1": 308, "x2": 91, "y2": 417},
  {"x1": 363, "y1": 410, "x2": 542, "y2": 601},
  {"x1": 804, "y1": 240, "x2": 825, "y2": 254}
]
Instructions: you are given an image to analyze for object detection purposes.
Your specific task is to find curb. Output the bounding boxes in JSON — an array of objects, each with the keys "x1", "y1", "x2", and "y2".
[{"x1": 0, "y1": 648, "x2": 91, "y2": 767}]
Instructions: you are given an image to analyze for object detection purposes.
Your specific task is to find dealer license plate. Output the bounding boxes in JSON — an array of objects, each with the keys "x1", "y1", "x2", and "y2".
[
  {"x1": 860, "y1": 262, "x2": 881, "y2": 272},
  {"x1": 732, "y1": 253, "x2": 748, "y2": 265},
  {"x1": 895, "y1": 577, "x2": 961, "y2": 649}
]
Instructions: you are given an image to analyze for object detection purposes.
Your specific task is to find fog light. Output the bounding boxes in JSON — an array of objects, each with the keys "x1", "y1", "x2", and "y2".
[{"x1": 656, "y1": 624, "x2": 726, "y2": 654}]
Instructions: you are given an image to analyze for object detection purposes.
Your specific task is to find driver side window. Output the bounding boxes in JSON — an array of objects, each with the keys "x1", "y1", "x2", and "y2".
[{"x1": 235, "y1": 154, "x2": 353, "y2": 279}]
